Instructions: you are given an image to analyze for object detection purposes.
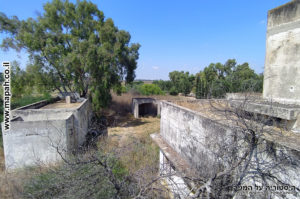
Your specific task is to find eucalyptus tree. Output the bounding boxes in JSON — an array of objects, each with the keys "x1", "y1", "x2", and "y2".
[{"x1": 0, "y1": 0, "x2": 140, "y2": 110}]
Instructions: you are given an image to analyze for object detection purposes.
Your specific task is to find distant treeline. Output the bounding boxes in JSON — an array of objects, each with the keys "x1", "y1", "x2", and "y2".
[{"x1": 153, "y1": 59, "x2": 263, "y2": 98}]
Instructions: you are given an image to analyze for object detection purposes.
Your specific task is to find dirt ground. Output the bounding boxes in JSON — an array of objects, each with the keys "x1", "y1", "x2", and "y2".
[
  {"x1": 106, "y1": 114, "x2": 160, "y2": 147},
  {"x1": 98, "y1": 113, "x2": 161, "y2": 175}
]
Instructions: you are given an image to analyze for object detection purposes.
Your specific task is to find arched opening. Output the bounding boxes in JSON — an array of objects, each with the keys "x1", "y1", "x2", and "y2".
[{"x1": 139, "y1": 103, "x2": 157, "y2": 117}]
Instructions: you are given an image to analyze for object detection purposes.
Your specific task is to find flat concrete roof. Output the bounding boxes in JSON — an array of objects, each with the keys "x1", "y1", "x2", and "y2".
[{"x1": 40, "y1": 100, "x2": 82, "y2": 109}]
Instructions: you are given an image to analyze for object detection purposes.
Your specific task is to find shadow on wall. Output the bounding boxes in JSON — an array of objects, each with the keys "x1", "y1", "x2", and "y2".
[{"x1": 139, "y1": 103, "x2": 157, "y2": 117}]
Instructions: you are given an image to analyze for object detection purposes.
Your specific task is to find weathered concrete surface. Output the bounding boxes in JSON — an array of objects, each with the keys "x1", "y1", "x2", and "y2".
[
  {"x1": 2, "y1": 99, "x2": 92, "y2": 169},
  {"x1": 151, "y1": 133, "x2": 198, "y2": 177},
  {"x1": 229, "y1": 99, "x2": 300, "y2": 120},
  {"x1": 158, "y1": 100, "x2": 300, "y2": 198},
  {"x1": 226, "y1": 93, "x2": 262, "y2": 101},
  {"x1": 3, "y1": 115, "x2": 71, "y2": 169},
  {"x1": 263, "y1": 0, "x2": 300, "y2": 105},
  {"x1": 132, "y1": 98, "x2": 161, "y2": 118},
  {"x1": 227, "y1": 96, "x2": 300, "y2": 133},
  {"x1": 160, "y1": 101, "x2": 237, "y2": 179}
]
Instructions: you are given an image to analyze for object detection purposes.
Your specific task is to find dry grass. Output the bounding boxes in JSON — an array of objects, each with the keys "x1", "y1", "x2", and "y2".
[
  {"x1": 174, "y1": 99, "x2": 232, "y2": 121},
  {"x1": 99, "y1": 114, "x2": 161, "y2": 174},
  {"x1": 0, "y1": 148, "x2": 4, "y2": 172},
  {"x1": 0, "y1": 166, "x2": 47, "y2": 199},
  {"x1": 97, "y1": 114, "x2": 166, "y2": 198},
  {"x1": 0, "y1": 172, "x2": 24, "y2": 199},
  {"x1": 99, "y1": 93, "x2": 165, "y2": 197},
  {"x1": 0, "y1": 92, "x2": 165, "y2": 198}
]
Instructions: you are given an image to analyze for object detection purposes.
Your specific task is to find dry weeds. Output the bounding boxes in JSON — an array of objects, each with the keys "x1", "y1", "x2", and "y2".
[
  {"x1": 0, "y1": 92, "x2": 166, "y2": 198},
  {"x1": 99, "y1": 114, "x2": 161, "y2": 174}
]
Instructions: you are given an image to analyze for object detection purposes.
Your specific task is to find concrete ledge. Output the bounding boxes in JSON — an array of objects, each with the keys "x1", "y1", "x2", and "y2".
[
  {"x1": 150, "y1": 133, "x2": 199, "y2": 178},
  {"x1": 229, "y1": 99, "x2": 300, "y2": 120}
]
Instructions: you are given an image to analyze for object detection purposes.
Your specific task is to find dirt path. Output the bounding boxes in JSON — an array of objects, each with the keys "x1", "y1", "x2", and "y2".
[{"x1": 106, "y1": 115, "x2": 160, "y2": 147}]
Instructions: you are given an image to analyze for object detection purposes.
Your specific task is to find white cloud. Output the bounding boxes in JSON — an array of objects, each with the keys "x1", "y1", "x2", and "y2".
[
  {"x1": 259, "y1": 20, "x2": 266, "y2": 25},
  {"x1": 152, "y1": 66, "x2": 159, "y2": 70}
]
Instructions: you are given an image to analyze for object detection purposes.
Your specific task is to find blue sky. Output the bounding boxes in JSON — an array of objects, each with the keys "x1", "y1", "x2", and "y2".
[{"x1": 0, "y1": 0, "x2": 290, "y2": 80}]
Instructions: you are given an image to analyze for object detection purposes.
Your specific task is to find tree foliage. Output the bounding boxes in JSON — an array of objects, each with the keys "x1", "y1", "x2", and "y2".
[
  {"x1": 0, "y1": 0, "x2": 140, "y2": 111},
  {"x1": 138, "y1": 84, "x2": 164, "y2": 96},
  {"x1": 169, "y1": 71, "x2": 194, "y2": 96},
  {"x1": 195, "y1": 59, "x2": 263, "y2": 99},
  {"x1": 153, "y1": 60, "x2": 262, "y2": 98},
  {"x1": 152, "y1": 80, "x2": 172, "y2": 92}
]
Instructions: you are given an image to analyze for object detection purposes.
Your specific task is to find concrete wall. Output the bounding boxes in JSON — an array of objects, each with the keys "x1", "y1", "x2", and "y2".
[
  {"x1": 263, "y1": 0, "x2": 300, "y2": 105},
  {"x1": 160, "y1": 101, "x2": 236, "y2": 179},
  {"x1": 2, "y1": 117, "x2": 70, "y2": 169},
  {"x1": 159, "y1": 101, "x2": 300, "y2": 198},
  {"x1": 71, "y1": 98, "x2": 92, "y2": 146},
  {"x1": 2, "y1": 99, "x2": 92, "y2": 169}
]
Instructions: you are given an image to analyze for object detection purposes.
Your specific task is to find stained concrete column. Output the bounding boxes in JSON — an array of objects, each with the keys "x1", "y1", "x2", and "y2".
[
  {"x1": 134, "y1": 103, "x2": 139, "y2": 118},
  {"x1": 157, "y1": 101, "x2": 161, "y2": 116}
]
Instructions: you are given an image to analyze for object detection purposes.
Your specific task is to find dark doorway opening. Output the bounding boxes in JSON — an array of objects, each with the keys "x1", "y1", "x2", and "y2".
[{"x1": 139, "y1": 103, "x2": 157, "y2": 117}]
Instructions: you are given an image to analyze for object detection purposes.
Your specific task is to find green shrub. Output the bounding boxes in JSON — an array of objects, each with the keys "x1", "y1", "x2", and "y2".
[
  {"x1": 138, "y1": 84, "x2": 165, "y2": 96},
  {"x1": 169, "y1": 87, "x2": 178, "y2": 96},
  {"x1": 121, "y1": 85, "x2": 127, "y2": 93}
]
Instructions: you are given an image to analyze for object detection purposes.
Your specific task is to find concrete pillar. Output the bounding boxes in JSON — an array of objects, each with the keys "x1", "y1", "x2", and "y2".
[
  {"x1": 66, "y1": 96, "x2": 71, "y2": 104},
  {"x1": 157, "y1": 101, "x2": 161, "y2": 116},
  {"x1": 134, "y1": 103, "x2": 139, "y2": 118}
]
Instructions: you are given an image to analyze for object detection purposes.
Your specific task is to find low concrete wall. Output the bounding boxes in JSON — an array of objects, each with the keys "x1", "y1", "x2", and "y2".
[
  {"x1": 159, "y1": 101, "x2": 300, "y2": 197},
  {"x1": 160, "y1": 101, "x2": 236, "y2": 179}
]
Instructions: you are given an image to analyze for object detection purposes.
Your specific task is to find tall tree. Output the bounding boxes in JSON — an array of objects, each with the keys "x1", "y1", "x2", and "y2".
[
  {"x1": 10, "y1": 61, "x2": 27, "y2": 98},
  {"x1": 196, "y1": 59, "x2": 263, "y2": 98},
  {"x1": 0, "y1": 0, "x2": 140, "y2": 111},
  {"x1": 169, "y1": 71, "x2": 194, "y2": 96}
]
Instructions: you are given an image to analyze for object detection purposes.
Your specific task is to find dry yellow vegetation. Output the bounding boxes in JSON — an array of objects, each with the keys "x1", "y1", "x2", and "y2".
[{"x1": 99, "y1": 114, "x2": 161, "y2": 174}]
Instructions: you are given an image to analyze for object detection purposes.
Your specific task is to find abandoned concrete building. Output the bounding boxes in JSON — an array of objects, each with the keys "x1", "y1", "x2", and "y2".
[
  {"x1": 151, "y1": 1, "x2": 300, "y2": 198},
  {"x1": 1, "y1": 1, "x2": 299, "y2": 198},
  {"x1": 2, "y1": 96, "x2": 91, "y2": 169},
  {"x1": 132, "y1": 98, "x2": 161, "y2": 118}
]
